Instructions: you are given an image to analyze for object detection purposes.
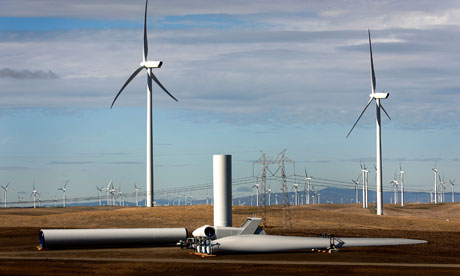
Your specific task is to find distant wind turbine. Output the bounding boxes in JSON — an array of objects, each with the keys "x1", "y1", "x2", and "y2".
[
  {"x1": 1, "y1": 182, "x2": 10, "y2": 208},
  {"x1": 58, "y1": 180, "x2": 69, "y2": 208},
  {"x1": 252, "y1": 182, "x2": 260, "y2": 207},
  {"x1": 96, "y1": 186, "x2": 103, "y2": 206},
  {"x1": 304, "y1": 169, "x2": 312, "y2": 205},
  {"x1": 110, "y1": 0, "x2": 178, "y2": 208},
  {"x1": 292, "y1": 183, "x2": 299, "y2": 206},
  {"x1": 346, "y1": 30, "x2": 391, "y2": 216},
  {"x1": 134, "y1": 183, "x2": 141, "y2": 207},
  {"x1": 399, "y1": 164, "x2": 405, "y2": 207},
  {"x1": 352, "y1": 175, "x2": 360, "y2": 204},
  {"x1": 30, "y1": 182, "x2": 38, "y2": 208},
  {"x1": 432, "y1": 164, "x2": 439, "y2": 204},
  {"x1": 450, "y1": 179, "x2": 456, "y2": 203}
]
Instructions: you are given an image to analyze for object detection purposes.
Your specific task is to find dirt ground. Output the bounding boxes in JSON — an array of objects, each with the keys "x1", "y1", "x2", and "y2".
[{"x1": 0, "y1": 203, "x2": 459, "y2": 275}]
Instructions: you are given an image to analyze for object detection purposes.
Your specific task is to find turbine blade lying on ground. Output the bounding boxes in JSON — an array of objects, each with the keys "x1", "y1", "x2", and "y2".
[
  {"x1": 111, "y1": 66, "x2": 145, "y2": 108},
  {"x1": 346, "y1": 97, "x2": 374, "y2": 138}
]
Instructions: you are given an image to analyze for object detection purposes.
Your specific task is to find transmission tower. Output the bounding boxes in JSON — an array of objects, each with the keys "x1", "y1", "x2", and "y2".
[{"x1": 253, "y1": 149, "x2": 294, "y2": 228}]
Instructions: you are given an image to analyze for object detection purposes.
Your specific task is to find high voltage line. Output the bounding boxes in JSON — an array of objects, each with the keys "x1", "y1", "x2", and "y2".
[{"x1": 6, "y1": 175, "x2": 433, "y2": 207}]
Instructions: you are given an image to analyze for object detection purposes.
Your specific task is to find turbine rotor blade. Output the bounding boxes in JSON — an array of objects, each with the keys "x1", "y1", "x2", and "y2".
[
  {"x1": 143, "y1": 0, "x2": 149, "y2": 62},
  {"x1": 380, "y1": 104, "x2": 391, "y2": 120},
  {"x1": 111, "y1": 66, "x2": 145, "y2": 108},
  {"x1": 368, "y1": 29, "x2": 376, "y2": 93},
  {"x1": 149, "y1": 71, "x2": 178, "y2": 102},
  {"x1": 346, "y1": 97, "x2": 374, "y2": 138}
]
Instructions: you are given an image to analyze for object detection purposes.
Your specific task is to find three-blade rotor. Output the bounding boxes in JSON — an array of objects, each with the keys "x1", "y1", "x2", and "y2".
[
  {"x1": 111, "y1": 0, "x2": 178, "y2": 109},
  {"x1": 346, "y1": 30, "x2": 391, "y2": 138}
]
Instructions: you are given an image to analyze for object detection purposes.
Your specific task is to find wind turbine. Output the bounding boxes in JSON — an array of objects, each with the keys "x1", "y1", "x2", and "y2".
[
  {"x1": 267, "y1": 185, "x2": 272, "y2": 206},
  {"x1": 252, "y1": 182, "x2": 260, "y2": 207},
  {"x1": 360, "y1": 162, "x2": 367, "y2": 208},
  {"x1": 96, "y1": 186, "x2": 103, "y2": 206},
  {"x1": 351, "y1": 175, "x2": 360, "y2": 204},
  {"x1": 292, "y1": 183, "x2": 299, "y2": 206},
  {"x1": 30, "y1": 182, "x2": 38, "y2": 208},
  {"x1": 134, "y1": 183, "x2": 141, "y2": 207},
  {"x1": 118, "y1": 185, "x2": 124, "y2": 206},
  {"x1": 58, "y1": 180, "x2": 69, "y2": 208},
  {"x1": 188, "y1": 194, "x2": 193, "y2": 206},
  {"x1": 304, "y1": 169, "x2": 312, "y2": 205},
  {"x1": 450, "y1": 179, "x2": 456, "y2": 203},
  {"x1": 106, "y1": 180, "x2": 113, "y2": 206},
  {"x1": 439, "y1": 175, "x2": 445, "y2": 203},
  {"x1": 399, "y1": 164, "x2": 405, "y2": 207},
  {"x1": 111, "y1": 0, "x2": 178, "y2": 208},
  {"x1": 346, "y1": 30, "x2": 391, "y2": 216},
  {"x1": 1, "y1": 182, "x2": 9, "y2": 208},
  {"x1": 432, "y1": 165, "x2": 438, "y2": 204}
]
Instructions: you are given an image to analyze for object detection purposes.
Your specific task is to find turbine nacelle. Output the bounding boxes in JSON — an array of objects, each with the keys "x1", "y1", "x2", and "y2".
[
  {"x1": 140, "y1": 60, "x2": 163, "y2": 68},
  {"x1": 370, "y1": 92, "x2": 389, "y2": 99}
]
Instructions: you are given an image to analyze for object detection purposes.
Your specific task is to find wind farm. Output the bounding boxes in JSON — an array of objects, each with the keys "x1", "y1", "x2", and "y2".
[{"x1": 0, "y1": 0, "x2": 459, "y2": 275}]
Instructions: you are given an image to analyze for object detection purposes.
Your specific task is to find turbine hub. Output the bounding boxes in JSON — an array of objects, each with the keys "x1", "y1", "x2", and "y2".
[{"x1": 140, "y1": 60, "x2": 163, "y2": 68}]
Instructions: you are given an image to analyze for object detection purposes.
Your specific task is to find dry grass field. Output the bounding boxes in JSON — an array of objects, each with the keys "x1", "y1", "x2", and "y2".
[{"x1": 0, "y1": 203, "x2": 459, "y2": 275}]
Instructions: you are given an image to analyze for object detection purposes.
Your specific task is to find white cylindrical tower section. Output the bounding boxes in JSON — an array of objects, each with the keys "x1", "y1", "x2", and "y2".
[{"x1": 213, "y1": 154, "x2": 232, "y2": 227}]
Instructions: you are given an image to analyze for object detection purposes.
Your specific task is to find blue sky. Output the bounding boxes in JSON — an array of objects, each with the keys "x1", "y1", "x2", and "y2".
[{"x1": 0, "y1": 0, "x2": 459, "y2": 202}]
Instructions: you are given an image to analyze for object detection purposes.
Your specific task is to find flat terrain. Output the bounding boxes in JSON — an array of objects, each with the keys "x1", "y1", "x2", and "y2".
[{"x1": 0, "y1": 203, "x2": 460, "y2": 275}]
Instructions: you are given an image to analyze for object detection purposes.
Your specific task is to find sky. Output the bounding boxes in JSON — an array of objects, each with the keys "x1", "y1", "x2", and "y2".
[{"x1": 0, "y1": 0, "x2": 459, "y2": 202}]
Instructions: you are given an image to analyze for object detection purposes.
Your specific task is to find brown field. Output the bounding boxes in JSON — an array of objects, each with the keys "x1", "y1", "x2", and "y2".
[{"x1": 0, "y1": 203, "x2": 460, "y2": 275}]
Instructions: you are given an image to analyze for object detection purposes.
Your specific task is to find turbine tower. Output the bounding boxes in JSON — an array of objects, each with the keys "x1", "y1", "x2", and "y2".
[
  {"x1": 432, "y1": 165, "x2": 438, "y2": 204},
  {"x1": 252, "y1": 183, "x2": 260, "y2": 207},
  {"x1": 111, "y1": 0, "x2": 178, "y2": 208},
  {"x1": 96, "y1": 186, "x2": 103, "y2": 206},
  {"x1": 1, "y1": 182, "x2": 9, "y2": 208},
  {"x1": 30, "y1": 183, "x2": 38, "y2": 208},
  {"x1": 352, "y1": 175, "x2": 360, "y2": 204},
  {"x1": 450, "y1": 179, "x2": 456, "y2": 202},
  {"x1": 134, "y1": 183, "x2": 141, "y2": 207},
  {"x1": 304, "y1": 169, "x2": 312, "y2": 205},
  {"x1": 58, "y1": 180, "x2": 69, "y2": 208},
  {"x1": 399, "y1": 165, "x2": 405, "y2": 207},
  {"x1": 346, "y1": 30, "x2": 391, "y2": 216},
  {"x1": 106, "y1": 180, "x2": 113, "y2": 206},
  {"x1": 292, "y1": 183, "x2": 299, "y2": 206}
]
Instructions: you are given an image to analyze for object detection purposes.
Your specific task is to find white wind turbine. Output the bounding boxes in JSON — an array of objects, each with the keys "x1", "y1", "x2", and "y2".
[
  {"x1": 177, "y1": 195, "x2": 181, "y2": 206},
  {"x1": 1, "y1": 182, "x2": 10, "y2": 208},
  {"x1": 304, "y1": 169, "x2": 312, "y2": 205},
  {"x1": 352, "y1": 175, "x2": 360, "y2": 204},
  {"x1": 252, "y1": 183, "x2": 260, "y2": 207},
  {"x1": 111, "y1": 0, "x2": 178, "y2": 208},
  {"x1": 450, "y1": 179, "x2": 456, "y2": 203},
  {"x1": 360, "y1": 162, "x2": 367, "y2": 208},
  {"x1": 439, "y1": 175, "x2": 445, "y2": 203},
  {"x1": 399, "y1": 164, "x2": 405, "y2": 207},
  {"x1": 346, "y1": 30, "x2": 392, "y2": 216},
  {"x1": 58, "y1": 180, "x2": 69, "y2": 208},
  {"x1": 390, "y1": 178, "x2": 398, "y2": 205},
  {"x1": 432, "y1": 165, "x2": 439, "y2": 204},
  {"x1": 292, "y1": 183, "x2": 299, "y2": 206},
  {"x1": 106, "y1": 180, "x2": 113, "y2": 206},
  {"x1": 134, "y1": 183, "x2": 141, "y2": 207},
  {"x1": 267, "y1": 185, "x2": 272, "y2": 206},
  {"x1": 30, "y1": 182, "x2": 38, "y2": 208},
  {"x1": 96, "y1": 186, "x2": 103, "y2": 206}
]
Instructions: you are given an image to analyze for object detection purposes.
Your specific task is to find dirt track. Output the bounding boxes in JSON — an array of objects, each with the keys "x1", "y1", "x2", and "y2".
[{"x1": 0, "y1": 203, "x2": 459, "y2": 275}]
